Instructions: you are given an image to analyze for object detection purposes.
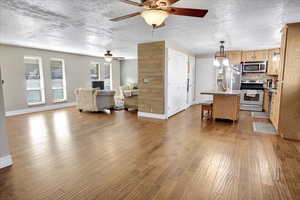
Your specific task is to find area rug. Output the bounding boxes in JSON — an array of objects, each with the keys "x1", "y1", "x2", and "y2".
[
  {"x1": 253, "y1": 122, "x2": 278, "y2": 135},
  {"x1": 251, "y1": 112, "x2": 270, "y2": 119}
]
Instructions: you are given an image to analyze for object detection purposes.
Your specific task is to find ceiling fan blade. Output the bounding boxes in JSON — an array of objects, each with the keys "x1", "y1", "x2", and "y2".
[
  {"x1": 119, "y1": 0, "x2": 144, "y2": 7},
  {"x1": 110, "y1": 12, "x2": 141, "y2": 22},
  {"x1": 167, "y1": 7, "x2": 208, "y2": 17}
]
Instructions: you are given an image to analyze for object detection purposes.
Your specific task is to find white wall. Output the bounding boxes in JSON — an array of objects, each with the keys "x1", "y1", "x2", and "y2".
[
  {"x1": 195, "y1": 55, "x2": 216, "y2": 103},
  {"x1": 120, "y1": 59, "x2": 138, "y2": 85},
  {"x1": 0, "y1": 44, "x2": 120, "y2": 112}
]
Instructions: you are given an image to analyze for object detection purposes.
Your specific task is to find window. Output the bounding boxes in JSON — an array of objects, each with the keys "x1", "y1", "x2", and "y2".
[
  {"x1": 90, "y1": 63, "x2": 100, "y2": 80},
  {"x1": 90, "y1": 63, "x2": 112, "y2": 90},
  {"x1": 50, "y1": 59, "x2": 67, "y2": 102},
  {"x1": 24, "y1": 57, "x2": 45, "y2": 105}
]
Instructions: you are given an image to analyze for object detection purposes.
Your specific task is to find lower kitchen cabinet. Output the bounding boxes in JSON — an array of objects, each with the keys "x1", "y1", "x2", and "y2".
[{"x1": 263, "y1": 90, "x2": 270, "y2": 113}]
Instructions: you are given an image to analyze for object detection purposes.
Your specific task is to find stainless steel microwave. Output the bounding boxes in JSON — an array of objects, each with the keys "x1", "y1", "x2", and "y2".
[{"x1": 242, "y1": 61, "x2": 267, "y2": 73}]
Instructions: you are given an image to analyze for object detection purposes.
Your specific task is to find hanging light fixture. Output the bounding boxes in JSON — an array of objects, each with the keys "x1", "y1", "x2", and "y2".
[
  {"x1": 141, "y1": 9, "x2": 168, "y2": 27},
  {"x1": 214, "y1": 41, "x2": 229, "y2": 67},
  {"x1": 104, "y1": 50, "x2": 113, "y2": 62}
]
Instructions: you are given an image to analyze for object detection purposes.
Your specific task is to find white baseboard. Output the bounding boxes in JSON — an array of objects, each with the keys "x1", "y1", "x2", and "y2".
[
  {"x1": 0, "y1": 155, "x2": 13, "y2": 169},
  {"x1": 5, "y1": 102, "x2": 76, "y2": 117},
  {"x1": 138, "y1": 112, "x2": 167, "y2": 120}
]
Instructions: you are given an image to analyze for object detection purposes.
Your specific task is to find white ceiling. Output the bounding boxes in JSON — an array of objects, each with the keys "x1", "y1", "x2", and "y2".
[{"x1": 1, "y1": 0, "x2": 300, "y2": 58}]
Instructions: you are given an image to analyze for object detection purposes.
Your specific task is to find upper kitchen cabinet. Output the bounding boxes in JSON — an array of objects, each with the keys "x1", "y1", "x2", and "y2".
[
  {"x1": 225, "y1": 51, "x2": 242, "y2": 64},
  {"x1": 241, "y1": 50, "x2": 255, "y2": 61},
  {"x1": 242, "y1": 50, "x2": 268, "y2": 62},
  {"x1": 267, "y1": 48, "x2": 280, "y2": 75}
]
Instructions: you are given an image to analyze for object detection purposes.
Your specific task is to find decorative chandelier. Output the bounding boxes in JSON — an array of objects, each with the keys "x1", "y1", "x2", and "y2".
[
  {"x1": 104, "y1": 50, "x2": 113, "y2": 63},
  {"x1": 214, "y1": 41, "x2": 229, "y2": 67}
]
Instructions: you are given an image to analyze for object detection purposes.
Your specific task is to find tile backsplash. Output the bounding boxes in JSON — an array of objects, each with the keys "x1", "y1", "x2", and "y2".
[{"x1": 242, "y1": 72, "x2": 273, "y2": 80}]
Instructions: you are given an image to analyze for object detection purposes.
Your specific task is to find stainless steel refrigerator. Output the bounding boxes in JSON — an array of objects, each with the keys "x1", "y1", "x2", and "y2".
[
  {"x1": 0, "y1": 68, "x2": 11, "y2": 168},
  {"x1": 231, "y1": 63, "x2": 242, "y2": 90}
]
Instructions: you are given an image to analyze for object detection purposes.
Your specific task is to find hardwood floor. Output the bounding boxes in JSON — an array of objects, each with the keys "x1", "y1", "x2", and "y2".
[{"x1": 0, "y1": 106, "x2": 300, "y2": 200}]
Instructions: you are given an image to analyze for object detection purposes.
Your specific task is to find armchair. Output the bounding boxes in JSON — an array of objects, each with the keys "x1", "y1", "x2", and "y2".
[{"x1": 120, "y1": 83, "x2": 138, "y2": 110}]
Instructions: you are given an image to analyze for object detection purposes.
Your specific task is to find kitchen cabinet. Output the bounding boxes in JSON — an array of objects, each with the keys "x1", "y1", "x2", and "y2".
[
  {"x1": 242, "y1": 50, "x2": 268, "y2": 62},
  {"x1": 263, "y1": 89, "x2": 269, "y2": 113},
  {"x1": 201, "y1": 91, "x2": 240, "y2": 121},
  {"x1": 241, "y1": 51, "x2": 254, "y2": 62},
  {"x1": 270, "y1": 90, "x2": 280, "y2": 130},
  {"x1": 225, "y1": 51, "x2": 242, "y2": 64},
  {"x1": 254, "y1": 50, "x2": 269, "y2": 61},
  {"x1": 267, "y1": 48, "x2": 280, "y2": 75},
  {"x1": 275, "y1": 23, "x2": 300, "y2": 141}
]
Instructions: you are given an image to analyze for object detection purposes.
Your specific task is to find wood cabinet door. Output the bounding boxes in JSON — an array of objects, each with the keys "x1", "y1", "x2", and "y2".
[
  {"x1": 279, "y1": 27, "x2": 287, "y2": 81},
  {"x1": 267, "y1": 48, "x2": 280, "y2": 75},
  {"x1": 270, "y1": 90, "x2": 280, "y2": 130},
  {"x1": 225, "y1": 51, "x2": 242, "y2": 63},
  {"x1": 278, "y1": 24, "x2": 300, "y2": 140},
  {"x1": 254, "y1": 50, "x2": 268, "y2": 61},
  {"x1": 263, "y1": 90, "x2": 269, "y2": 113},
  {"x1": 241, "y1": 51, "x2": 255, "y2": 62}
]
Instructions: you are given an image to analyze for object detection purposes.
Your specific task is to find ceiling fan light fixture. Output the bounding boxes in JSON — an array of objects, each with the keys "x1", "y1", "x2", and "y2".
[
  {"x1": 141, "y1": 9, "x2": 168, "y2": 27},
  {"x1": 104, "y1": 50, "x2": 113, "y2": 62}
]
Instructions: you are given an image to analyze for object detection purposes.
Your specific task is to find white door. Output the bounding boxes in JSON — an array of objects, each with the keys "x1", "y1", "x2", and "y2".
[
  {"x1": 187, "y1": 56, "x2": 196, "y2": 107},
  {"x1": 167, "y1": 49, "x2": 188, "y2": 117}
]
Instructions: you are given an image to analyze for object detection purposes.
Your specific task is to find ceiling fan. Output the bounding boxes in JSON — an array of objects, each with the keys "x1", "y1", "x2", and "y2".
[{"x1": 110, "y1": 0, "x2": 208, "y2": 28}]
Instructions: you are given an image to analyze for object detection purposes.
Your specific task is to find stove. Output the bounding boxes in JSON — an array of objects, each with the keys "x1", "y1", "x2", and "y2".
[{"x1": 240, "y1": 80, "x2": 265, "y2": 111}]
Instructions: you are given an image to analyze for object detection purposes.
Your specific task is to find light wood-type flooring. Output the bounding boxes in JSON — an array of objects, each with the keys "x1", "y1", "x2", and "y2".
[{"x1": 0, "y1": 106, "x2": 300, "y2": 200}]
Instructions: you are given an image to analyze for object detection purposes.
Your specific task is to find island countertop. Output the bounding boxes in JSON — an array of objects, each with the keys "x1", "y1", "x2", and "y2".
[{"x1": 201, "y1": 90, "x2": 241, "y2": 96}]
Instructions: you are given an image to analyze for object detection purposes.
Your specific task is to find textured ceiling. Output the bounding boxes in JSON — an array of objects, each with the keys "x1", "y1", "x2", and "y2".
[{"x1": 1, "y1": 0, "x2": 300, "y2": 58}]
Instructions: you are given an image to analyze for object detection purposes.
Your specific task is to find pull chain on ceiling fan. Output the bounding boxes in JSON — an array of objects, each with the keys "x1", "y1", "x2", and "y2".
[{"x1": 110, "y1": 0, "x2": 208, "y2": 28}]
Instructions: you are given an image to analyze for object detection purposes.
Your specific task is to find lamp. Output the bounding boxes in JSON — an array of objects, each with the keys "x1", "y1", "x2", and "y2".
[
  {"x1": 104, "y1": 50, "x2": 113, "y2": 63},
  {"x1": 141, "y1": 9, "x2": 168, "y2": 27},
  {"x1": 214, "y1": 41, "x2": 229, "y2": 67}
]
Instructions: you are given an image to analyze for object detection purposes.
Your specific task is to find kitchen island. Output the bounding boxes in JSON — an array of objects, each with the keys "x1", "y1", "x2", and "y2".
[{"x1": 201, "y1": 90, "x2": 241, "y2": 121}]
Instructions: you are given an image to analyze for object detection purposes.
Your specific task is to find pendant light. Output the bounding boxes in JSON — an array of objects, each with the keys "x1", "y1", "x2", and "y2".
[
  {"x1": 104, "y1": 50, "x2": 113, "y2": 63},
  {"x1": 214, "y1": 41, "x2": 229, "y2": 67}
]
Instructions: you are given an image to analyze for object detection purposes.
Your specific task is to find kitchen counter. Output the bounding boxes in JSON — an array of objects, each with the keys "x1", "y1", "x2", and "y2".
[
  {"x1": 201, "y1": 90, "x2": 241, "y2": 96},
  {"x1": 201, "y1": 90, "x2": 241, "y2": 121}
]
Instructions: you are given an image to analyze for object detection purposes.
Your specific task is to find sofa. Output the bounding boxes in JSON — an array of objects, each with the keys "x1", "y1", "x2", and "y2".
[
  {"x1": 119, "y1": 83, "x2": 138, "y2": 110},
  {"x1": 75, "y1": 88, "x2": 115, "y2": 112}
]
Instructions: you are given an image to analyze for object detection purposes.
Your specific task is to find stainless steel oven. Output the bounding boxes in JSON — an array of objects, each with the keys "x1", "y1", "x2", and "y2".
[
  {"x1": 240, "y1": 90, "x2": 264, "y2": 105},
  {"x1": 242, "y1": 61, "x2": 267, "y2": 73},
  {"x1": 240, "y1": 80, "x2": 265, "y2": 111}
]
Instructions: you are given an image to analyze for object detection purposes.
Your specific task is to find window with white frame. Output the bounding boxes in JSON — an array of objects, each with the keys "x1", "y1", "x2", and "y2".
[
  {"x1": 90, "y1": 63, "x2": 112, "y2": 90},
  {"x1": 50, "y1": 59, "x2": 67, "y2": 102},
  {"x1": 90, "y1": 63, "x2": 100, "y2": 80},
  {"x1": 24, "y1": 56, "x2": 45, "y2": 105}
]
